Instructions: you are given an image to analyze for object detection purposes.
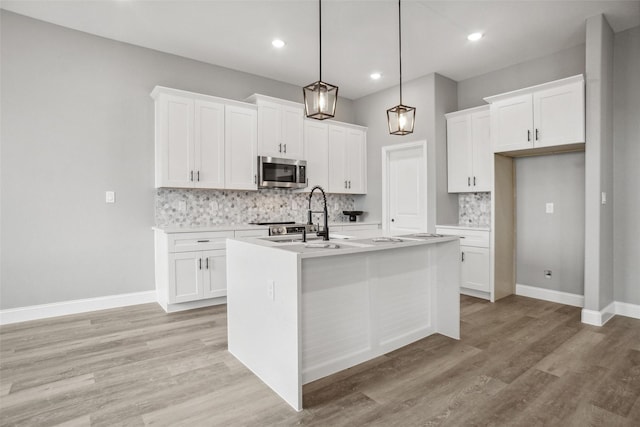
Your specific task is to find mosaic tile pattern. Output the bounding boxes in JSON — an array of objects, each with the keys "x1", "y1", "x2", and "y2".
[
  {"x1": 458, "y1": 192, "x2": 491, "y2": 227},
  {"x1": 155, "y1": 188, "x2": 356, "y2": 227}
]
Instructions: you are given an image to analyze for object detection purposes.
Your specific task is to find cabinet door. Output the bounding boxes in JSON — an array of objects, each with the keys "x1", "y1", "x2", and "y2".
[
  {"x1": 345, "y1": 128, "x2": 366, "y2": 194},
  {"x1": 156, "y1": 94, "x2": 194, "y2": 188},
  {"x1": 202, "y1": 250, "x2": 227, "y2": 299},
  {"x1": 327, "y1": 125, "x2": 347, "y2": 194},
  {"x1": 281, "y1": 105, "x2": 304, "y2": 159},
  {"x1": 491, "y1": 94, "x2": 533, "y2": 153},
  {"x1": 447, "y1": 114, "x2": 473, "y2": 193},
  {"x1": 303, "y1": 120, "x2": 328, "y2": 191},
  {"x1": 194, "y1": 100, "x2": 225, "y2": 189},
  {"x1": 256, "y1": 101, "x2": 282, "y2": 158},
  {"x1": 225, "y1": 105, "x2": 258, "y2": 190},
  {"x1": 460, "y1": 246, "x2": 490, "y2": 292},
  {"x1": 533, "y1": 81, "x2": 585, "y2": 148},
  {"x1": 471, "y1": 110, "x2": 492, "y2": 192},
  {"x1": 169, "y1": 252, "x2": 203, "y2": 303}
]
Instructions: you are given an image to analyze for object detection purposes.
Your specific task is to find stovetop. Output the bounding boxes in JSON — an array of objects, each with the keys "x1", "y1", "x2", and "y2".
[{"x1": 249, "y1": 221, "x2": 296, "y2": 226}]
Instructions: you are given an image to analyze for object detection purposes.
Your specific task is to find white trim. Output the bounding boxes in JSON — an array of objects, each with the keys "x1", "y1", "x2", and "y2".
[
  {"x1": 614, "y1": 301, "x2": 640, "y2": 320},
  {"x1": 460, "y1": 287, "x2": 491, "y2": 301},
  {"x1": 444, "y1": 104, "x2": 489, "y2": 119},
  {"x1": 483, "y1": 74, "x2": 584, "y2": 103},
  {"x1": 160, "y1": 297, "x2": 227, "y2": 313},
  {"x1": 0, "y1": 291, "x2": 157, "y2": 325},
  {"x1": 581, "y1": 301, "x2": 616, "y2": 326},
  {"x1": 515, "y1": 284, "x2": 584, "y2": 307},
  {"x1": 381, "y1": 140, "x2": 428, "y2": 233}
]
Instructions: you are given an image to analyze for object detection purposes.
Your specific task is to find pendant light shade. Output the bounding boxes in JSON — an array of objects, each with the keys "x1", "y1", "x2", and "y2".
[
  {"x1": 387, "y1": 0, "x2": 415, "y2": 135},
  {"x1": 303, "y1": 0, "x2": 338, "y2": 120},
  {"x1": 387, "y1": 104, "x2": 416, "y2": 136}
]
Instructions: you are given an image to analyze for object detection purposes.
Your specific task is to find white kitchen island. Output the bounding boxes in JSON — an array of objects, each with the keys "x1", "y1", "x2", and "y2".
[{"x1": 226, "y1": 233, "x2": 460, "y2": 411}]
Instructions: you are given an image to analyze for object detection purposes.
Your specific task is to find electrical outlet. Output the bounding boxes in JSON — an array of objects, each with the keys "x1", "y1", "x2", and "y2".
[
  {"x1": 545, "y1": 203, "x2": 554, "y2": 214},
  {"x1": 601, "y1": 192, "x2": 607, "y2": 205},
  {"x1": 105, "y1": 191, "x2": 115, "y2": 204},
  {"x1": 544, "y1": 270, "x2": 552, "y2": 279}
]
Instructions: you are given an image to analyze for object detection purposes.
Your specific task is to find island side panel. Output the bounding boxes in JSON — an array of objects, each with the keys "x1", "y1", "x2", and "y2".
[
  {"x1": 432, "y1": 239, "x2": 461, "y2": 339},
  {"x1": 301, "y1": 244, "x2": 441, "y2": 384},
  {"x1": 226, "y1": 239, "x2": 302, "y2": 411}
]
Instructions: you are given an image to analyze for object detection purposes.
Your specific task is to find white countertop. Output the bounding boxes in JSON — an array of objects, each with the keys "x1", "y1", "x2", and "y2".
[
  {"x1": 233, "y1": 232, "x2": 459, "y2": 259},
  {"x1": 436, "y1": 224, "x2": 491, "y2": 231},
  {"x1": 153, "y1": 221, "x2": 380, "y2": 234}
]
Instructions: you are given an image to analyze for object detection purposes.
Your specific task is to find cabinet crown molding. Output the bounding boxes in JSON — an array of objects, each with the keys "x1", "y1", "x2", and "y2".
[
  {"x1": 444, "y1": 104, "x2": 489, "y2": 119},
  {"x1": 483, "y1": 74, "x2": 585, "y2": 104},
  {"x1": 151, "y1": 86, "x2": 257, "y2": 110},
  {"x1": 245, "y1": 93, "x2": 304, "y2": 109}
]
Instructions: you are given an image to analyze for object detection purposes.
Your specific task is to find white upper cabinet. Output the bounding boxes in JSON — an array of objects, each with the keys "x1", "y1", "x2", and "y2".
[
  {"x1": 155, "y1": 93, "x2": 195, "y2": 188},
  {"x1": 247, "y1": 95, "x2": 304, "y2": 160},
  {"x1": 446, "y1": 106, "x2": 491, "y2": 193},
  {"x1": 225, "y1": 105, "x2": 258, "y2": 190},
  {"x1": 152, "y1": 86, "x2": 257, "y2": 190},
  {"x1": 328, "y1": 124, "x2": 367, "y2": 194},
  {"x1": 485, "y1": 75, "x2": 585, "y2": 154},
  {"x1": 303, "y1": 120, "x2": 329, "y2": 191},
  {"x1": 194, "y1": 100, "x2": 225, "y2": 188}
]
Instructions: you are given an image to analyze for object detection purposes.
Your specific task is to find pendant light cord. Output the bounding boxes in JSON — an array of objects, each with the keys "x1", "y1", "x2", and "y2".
[
  {"x1": 319, "y1": 0, "x2": 322, "y2": 82},
  {"x1": 398, "y1": 0, "x2": 403, "y2": 105}
]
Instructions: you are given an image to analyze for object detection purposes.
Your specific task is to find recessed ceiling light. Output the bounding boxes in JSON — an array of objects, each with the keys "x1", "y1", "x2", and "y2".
[
  {"x1": 467, "y1": 32, "x2": 483, "y2": 42},
  {"x1": 272, "y1": 39, "x2": 286, "y2": 48},
  {"x1": 370, "y1": 72, "x2": 382, "y2": 80}
]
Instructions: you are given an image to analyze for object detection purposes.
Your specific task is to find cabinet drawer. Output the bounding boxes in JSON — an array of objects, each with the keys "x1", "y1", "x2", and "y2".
[
  {"x1": 435, "y1": 228, "x2": 489, "y2": 248},
  {"x1": 168, "y1": 231, "x2": 234, "y2": 252},
  {"x1": 235, "y1": 229, "x2": 269, "y2": 238}
]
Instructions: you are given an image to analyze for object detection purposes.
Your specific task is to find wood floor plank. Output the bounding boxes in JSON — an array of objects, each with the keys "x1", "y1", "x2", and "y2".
[{"x1": 2, "y1": 296, "x2": 640, "y2": 426}]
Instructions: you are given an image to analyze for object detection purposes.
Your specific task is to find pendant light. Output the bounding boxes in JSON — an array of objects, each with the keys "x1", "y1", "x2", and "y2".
[
  {"x1": 387, "y1": 0, "x2": 415, "y2": 135},
  {"x1": 303, "y1": 0, "x2": 338, "y2": 120}
]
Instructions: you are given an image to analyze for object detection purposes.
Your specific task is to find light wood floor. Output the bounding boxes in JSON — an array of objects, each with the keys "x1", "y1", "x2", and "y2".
[{"x1": 1, "y1": 295, "x2": 639, "y2": 426}]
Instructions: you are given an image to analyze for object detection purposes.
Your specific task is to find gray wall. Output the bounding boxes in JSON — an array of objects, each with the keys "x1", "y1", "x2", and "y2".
[
  {"x1": 515, "y1": 153, "x2": 585, "y2": 295},
  {"x1": 352, "y1": 73, "x2": 458, "y2": 229},
  {"x1": 0, "y1": 11, "x2": 355, "y2": 309},
  {"x1": 584, "y1": 14, "x2": 615, "y2": 312},
  {"x1": 613, "y1": 26, "x2": 640, "y2": 305},
  {"x1": 457, "y1": 44, "x2": 586, "y2": 109}
]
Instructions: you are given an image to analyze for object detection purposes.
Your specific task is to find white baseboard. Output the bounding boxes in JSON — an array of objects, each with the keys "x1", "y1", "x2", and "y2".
[
  {"x1": 516, "y1": 284, "x2": 584, "y2": 307},
  {"x1": 614, "y1": 301, "x2": 640, "y2": 320},
  {"x1": 581, "y1": 302, "x2": 616, "y2": 326},
  {"x1": 0, "y1": 291, "x2": 157, "y2": 325}
]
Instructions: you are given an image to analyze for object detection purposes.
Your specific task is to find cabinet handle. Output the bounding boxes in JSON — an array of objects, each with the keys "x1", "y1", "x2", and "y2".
[
  {"x1": 190, "y1": 171, "x2": 194, "y2": 182},
  {"x1": 473, "y1": 176, "x2": 476, "y2": 186},
  {"x1": 344, "y1": 180, "x2": 347, "y2": 189},
  {"x1": 254, "y1": 174, "x2": 257, "y2": 184},
  {"x1": 461, "y1": 252, "x2": 465, "y2": 262},
  {"x1": 278, "y1": 143, "x2": 282, "y2": 153},
  {"x1": 206, "y1": 257, "x2": 209, "y2": 269},
  {"x1": 284, "y1": 144, "x2": 287, "y2": 153},
  {"x1": 197, "y1": 171, "x2": 200, "y2": 182},
  {"x1": 535, "y1": 129, "x2": 539, "y2": 141},
  {"x1": 199, "y1": 258, "x2": 202, "y2": 270},
  {"x1": 197, "y1": 240, "x2": 210, "y2": 243},
  {"x1": 527, "y1": 130, "x2": 531, "y2": 142},
  {"x1": 468, "y1": 177, "x2": 471, "y2": 187}
]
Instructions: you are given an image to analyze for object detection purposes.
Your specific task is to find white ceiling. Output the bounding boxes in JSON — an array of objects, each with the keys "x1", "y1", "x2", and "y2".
[{"x1": 2, "y1": 0, "x2": 639, "y2": 100}]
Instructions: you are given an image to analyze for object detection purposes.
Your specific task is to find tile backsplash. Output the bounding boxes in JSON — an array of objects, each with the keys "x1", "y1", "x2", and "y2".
[
  {"x1": 458, "y1": 192, "x2": 491, "y2": 227},
  {"x1": 155, "y1": 188, "x2": 356, "y2": 227}
]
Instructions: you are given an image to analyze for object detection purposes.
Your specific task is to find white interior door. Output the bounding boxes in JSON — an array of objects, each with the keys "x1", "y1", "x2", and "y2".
[{"x1": 383, "y1": 141, "x2": 427, "y2": 234}]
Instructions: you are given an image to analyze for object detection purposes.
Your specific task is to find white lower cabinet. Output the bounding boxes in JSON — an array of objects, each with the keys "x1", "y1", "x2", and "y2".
[
  {"x1": 436, "y1": 226, "x2": 492, "y2": 301},
  {"x1": 154, "y1": 228, "x2": 268, "y2": 312}
]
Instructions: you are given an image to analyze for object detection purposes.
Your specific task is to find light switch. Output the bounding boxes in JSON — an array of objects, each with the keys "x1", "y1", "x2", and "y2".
[
  {"x1": 601, "y1": 192, "x2": 607, "y2": 205},
  {"x1": 267, "y1": 280, "x2": 275, "y2": 301},
  {"x1": 105, "y1": 191, "x2": 115, "y2": 203},
  {"x1": 545, "y1": 202, "x2": 554, "y2": 214}
]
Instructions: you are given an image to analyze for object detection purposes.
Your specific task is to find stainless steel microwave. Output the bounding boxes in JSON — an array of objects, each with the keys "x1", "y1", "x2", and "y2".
[{"x1": 258, "y1": 156, "x2": 307, "y2": 189}]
